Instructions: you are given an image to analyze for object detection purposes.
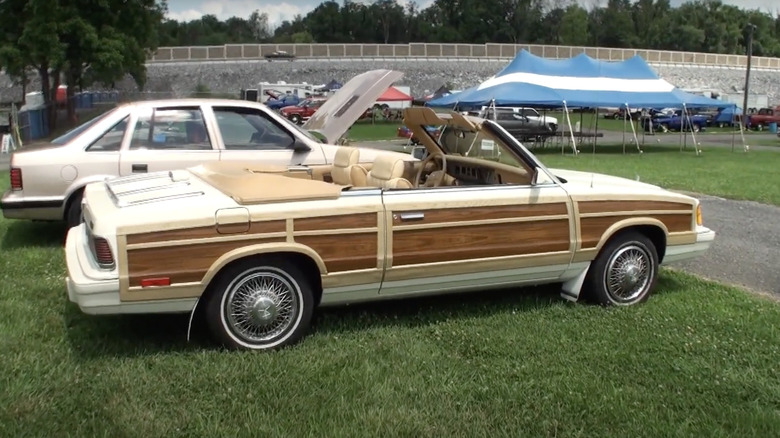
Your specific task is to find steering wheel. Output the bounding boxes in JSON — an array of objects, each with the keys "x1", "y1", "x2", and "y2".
[{"x1": 414, "y1": 152, "x2": 448, "y2": 188}]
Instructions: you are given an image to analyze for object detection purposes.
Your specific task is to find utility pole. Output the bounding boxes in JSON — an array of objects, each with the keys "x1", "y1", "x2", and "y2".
[{"x1": 742, "y1": 23, "x2": 757, "y2": 128}]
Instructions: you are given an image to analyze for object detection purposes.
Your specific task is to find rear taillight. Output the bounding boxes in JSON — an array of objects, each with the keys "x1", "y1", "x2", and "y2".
[
  {"x1": 10, "y1": 168, "x2": 22, "y2": 191},
  {"x1": 92, "y1": 237, "x2": 115, "y2": 269}
]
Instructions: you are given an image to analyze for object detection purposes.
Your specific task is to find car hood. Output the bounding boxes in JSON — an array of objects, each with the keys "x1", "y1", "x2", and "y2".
[
  {"x1": 303, "y1": 69, "x2": 404, "y2": 144},
  {"x1": 548, "y1": 168, "x2": 662, "y2": 191}
]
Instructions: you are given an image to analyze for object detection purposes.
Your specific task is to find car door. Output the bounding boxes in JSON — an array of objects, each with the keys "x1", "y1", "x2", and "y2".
[
  {"x1": 378, "y1": 182, "x2": 574, "y2": 297},
  {"x1": 119, "y1": 105, "x2": 220, "y2": 176},
  {"x1": 209, "y1": 105, "x2": 326, "y2": 168}
]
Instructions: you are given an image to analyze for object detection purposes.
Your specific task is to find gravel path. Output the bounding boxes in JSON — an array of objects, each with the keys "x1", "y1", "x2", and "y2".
[{"x1": 670, "y1": 194, "x2": 780, "y2": 296}]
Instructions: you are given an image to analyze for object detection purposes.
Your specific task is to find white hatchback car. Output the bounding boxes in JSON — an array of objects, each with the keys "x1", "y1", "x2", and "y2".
[{"x1": 1, "y1": 70, "x2": 405, "y2": 227}]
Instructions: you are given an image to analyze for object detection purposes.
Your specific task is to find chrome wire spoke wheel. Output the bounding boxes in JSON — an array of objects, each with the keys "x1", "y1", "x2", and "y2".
[
  {"x1": 223, "y1": 268, "x2": 301, "y2": 346},
  {"x1": 603, "y1": 244, "x2": 653, "y2": 303}
]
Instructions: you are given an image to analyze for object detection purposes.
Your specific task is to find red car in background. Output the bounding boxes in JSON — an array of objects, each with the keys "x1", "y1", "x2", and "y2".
[
  {"x1": 279, "y1": 98, "x2": 327, "y2": 124},
  {"x1": 397, "y1": 125, "x2": 442, "y2": 145}
]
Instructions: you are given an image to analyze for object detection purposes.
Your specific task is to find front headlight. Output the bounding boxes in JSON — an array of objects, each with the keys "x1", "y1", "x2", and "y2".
[{"x1": 696, "y1": 204, "x2": 703, "y2": 226}]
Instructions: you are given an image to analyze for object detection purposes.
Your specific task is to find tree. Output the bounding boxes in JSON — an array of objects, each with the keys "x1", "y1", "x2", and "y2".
[
  {"x1": 0, "y1": 0, "x2": 166, "y2": 130},
  {"x1": 558, "y1": 4, "x2": 590, "y2": 46},
  {"x1": 249, "y1": 10, "x2": 272, "y2": 41}
]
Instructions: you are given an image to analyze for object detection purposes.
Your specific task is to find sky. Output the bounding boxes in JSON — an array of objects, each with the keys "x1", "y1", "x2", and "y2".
[{"x1": 166, "y1": 0, "x2": 779, "y2": 26}]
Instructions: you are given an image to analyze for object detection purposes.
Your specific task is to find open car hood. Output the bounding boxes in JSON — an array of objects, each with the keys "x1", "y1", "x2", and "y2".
[{"x1": 303, "y1": 69, "x2": 404, "y2": 144}]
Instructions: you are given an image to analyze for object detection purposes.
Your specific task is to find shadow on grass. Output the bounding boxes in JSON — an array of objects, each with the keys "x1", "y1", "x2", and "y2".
[
  {"x1": 63, "y1": 273, "x2": 687, "y2": 358},
  {"x1": 1, "y1": 220, "x2": 67, "y2": 249},
  {"x1": 313, "y1": 283, "x2": 564, "y2": 335},
  {"x1": 64, "y1": 283, "x2": 564, "y2": 359},
  {"x1": 63, "y1": 301, "x2": 208, "y2": 360}
]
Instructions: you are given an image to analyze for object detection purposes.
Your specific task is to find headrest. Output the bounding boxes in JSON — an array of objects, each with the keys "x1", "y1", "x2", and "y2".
[
  {"x1": 334, "y1": 147, "x2": 359, "y2": 167},
  {"x1": 370, "y1": 154, "x2": 406, "y2": 181}
]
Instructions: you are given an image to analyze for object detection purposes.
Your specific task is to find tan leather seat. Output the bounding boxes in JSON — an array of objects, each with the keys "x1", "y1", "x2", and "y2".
[
  {"x1": 331, "y1": 147, "x2": 367, "y2": 186},
  {"x1": 366, "y1": 155, "x2": 413, "y2": 189}
]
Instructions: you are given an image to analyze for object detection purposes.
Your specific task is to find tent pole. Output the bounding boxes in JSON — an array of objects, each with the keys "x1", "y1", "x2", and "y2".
[
  {"x1": 682, "y1": 103, "x2": 690, "y2": 153},
  {"x1": 626, "y1": 104, "x2": 642, "y2": 153},
  {"x1": 594, "y1": 107, "x2": 599, "y2": 153},
  {"x1": 622, "y1": 105, "x2": 627, "y2": 154},
  {"x1": 563, "y1": 101, "x2": 578, "y2": 156},
  {"x1": 684, "y1": 104, "x2": 700, "y2": 156},
  {"x1": 738, "y1": 112, "x2": 748, "y2": 152},
  {"x1": 731, "y1": 107, "x2": 735, "y2": 152}
]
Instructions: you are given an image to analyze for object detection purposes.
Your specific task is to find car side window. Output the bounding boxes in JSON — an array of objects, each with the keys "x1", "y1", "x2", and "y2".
[
  {"x1": 213, "y1": 106, "x2": 294, "y2": 150},
  {"x1": 129, "y1": 107, "x2": 212, "y2": 151},
  {"x1": 86, "y1": 116, "x2": 130, "y2": 152}
]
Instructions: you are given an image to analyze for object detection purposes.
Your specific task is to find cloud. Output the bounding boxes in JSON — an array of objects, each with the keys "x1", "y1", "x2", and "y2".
[{"x1": 166, "y1": 0, "x2": 311, "y2": 26}]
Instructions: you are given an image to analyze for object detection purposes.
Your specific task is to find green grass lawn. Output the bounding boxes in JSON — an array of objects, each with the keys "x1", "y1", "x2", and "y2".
[
  {"x1": 347, "y1": 120, "x2": 403, "y2": 141},
  {"x1": 1, "y1": 199, "x2": 780, "y2": 436},
  {"x1": 536, "y1": 144, "x2": 780, "y2": 206}
]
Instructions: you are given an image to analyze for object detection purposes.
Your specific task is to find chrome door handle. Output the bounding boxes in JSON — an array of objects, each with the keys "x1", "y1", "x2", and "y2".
[{"x1": 398, "y1": 212, "x2": 425, "y2": 221}]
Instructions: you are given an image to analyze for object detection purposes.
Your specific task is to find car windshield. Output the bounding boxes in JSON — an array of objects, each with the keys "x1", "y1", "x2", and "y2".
[
  {"x1": 51, "y1": 108, "x2": 119, "y2": 145},
  {"x1": 432, "y1": 123, "x2": 527, "y2": 169}
]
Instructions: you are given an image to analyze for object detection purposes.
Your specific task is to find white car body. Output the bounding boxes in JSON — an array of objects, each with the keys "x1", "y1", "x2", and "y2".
[{"x1": 2, "y1": 70, "x2": 406, "y2": 224}]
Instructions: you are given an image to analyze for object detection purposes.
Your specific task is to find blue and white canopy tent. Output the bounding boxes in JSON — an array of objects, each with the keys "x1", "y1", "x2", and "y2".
[{"x1": 428, "y1": 50, "x2": 738, "y2": 154}]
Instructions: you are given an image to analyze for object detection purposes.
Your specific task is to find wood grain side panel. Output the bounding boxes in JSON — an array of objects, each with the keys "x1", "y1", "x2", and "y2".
[
  {"x1": 127, "y1": 237, "x2": 284, "y2": 287},
  {"x1": 126, "y1": 220, "x2": 286, "y2": 245},
  {"x1": 580, "y1": 213, "x2": 693, "y2": 248},
  {"x1": 295, "y1": 233, "x2": 377, "y2": 272},
  {"x1": 392, "y1": 203, "x2": 567, "y2": 226},
  {"x1": 295, "y1": 213, "x2": 376, "y2": 232},
  {"x1": 393, "y1": 219, "x2": 570, "y2": 266},
  {"x1": 578, "y1": 200, "x2": 692, "y2": 214}
]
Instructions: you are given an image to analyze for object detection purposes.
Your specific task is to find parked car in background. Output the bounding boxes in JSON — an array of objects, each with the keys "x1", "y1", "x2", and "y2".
[
  {"x1": 642, "y1": 110, "x2": 708, "y2": 132},
  {"x1": 480, "y1": 106, "x2": 558, "y2": 132},
  {"x1": 711, "y1": 106, "x2": 742, "y2": 128},
  {"x1": 64, "y1": 106, "x2": 715, "y2": 351},
  {"x1": 396, "y1": 125, "x2": 441, "y2": 144},
  {"x1": 605, "y1": 107, "x2": 642, "y2": 120},
  {"x1": 746, "y1": 106, "x2": 780, "y2": 130},
  {"x1": 264, "y1": 50, "x2": 295, "y2": 61},
  {"x1": 279, "y1": 98, "x2": 327, "y2": 124},
  {"x1": 1, "y1": 70, "x2": 406, "y2": 227},
  {"x1": 475, "y1": 107, "x2": 555, "y2": 140},
  {"x1": 265, "y1": 94, "x2": 301, "y2": 110}
]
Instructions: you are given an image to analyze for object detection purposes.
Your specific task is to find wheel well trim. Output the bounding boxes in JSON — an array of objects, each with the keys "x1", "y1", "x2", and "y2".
[
  {"x1": 62, "y1": 175, "x2": 116, "y2": 217},
  {"x1": 592, "y1": 218, "x2": 668, "y2": 255},
  {"x1": 200, "y1": 242, "x2": 327, "y2": 289}
]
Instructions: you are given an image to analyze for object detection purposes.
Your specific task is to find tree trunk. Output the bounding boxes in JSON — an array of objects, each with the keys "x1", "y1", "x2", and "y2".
[
  {"x1": 66, "y1": 70, "x2": 78, "y2": 124},
  {"x1": 48, "y1": 69, "x2": 61, "y2": 133},
  {"x1": 37, "y1": 64, "x2": 58, "y2": 133}
]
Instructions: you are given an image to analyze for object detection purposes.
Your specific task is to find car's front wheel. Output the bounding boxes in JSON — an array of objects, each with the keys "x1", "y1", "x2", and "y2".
[
  {"x1": 584, "y1": 231, "x2": 659, "y2": 306},
  {"x1": 289, "y1": 114, "x2": 302, "y2": 124},
  {"x1": 205, "y1": 258, "x2": 314, "y2": 350}
]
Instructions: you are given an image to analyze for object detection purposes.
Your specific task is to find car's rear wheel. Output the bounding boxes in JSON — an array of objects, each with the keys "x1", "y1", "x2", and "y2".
[
  {"x1": 692, "y1": 124, "x2": 701, "y2": 133},
  {"x1": 205, "y1": 258, "x2": 314, "y2": 351},
  {"x1": 65, "y1": 190, "x2": 84, "y2": 228},
  {"x1": 584, "y1": 231, "x2": 659, "y2": 306},
  {"x1": 289, "y1": 114, "x2": 302, "y2": 124}
]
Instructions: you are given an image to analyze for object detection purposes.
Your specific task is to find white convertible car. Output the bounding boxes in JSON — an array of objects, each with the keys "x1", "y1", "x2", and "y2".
[{"x1": 64, "y1": 105, "x2": 715, "y2": 351}]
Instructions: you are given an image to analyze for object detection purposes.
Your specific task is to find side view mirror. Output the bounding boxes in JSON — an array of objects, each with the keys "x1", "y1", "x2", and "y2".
[
  {"x1": 292, "y1": 139, "x2": 312, "y2": 153},
  {"x1": 411, "y1": 146, "x2": 427, "y2": 160}
]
